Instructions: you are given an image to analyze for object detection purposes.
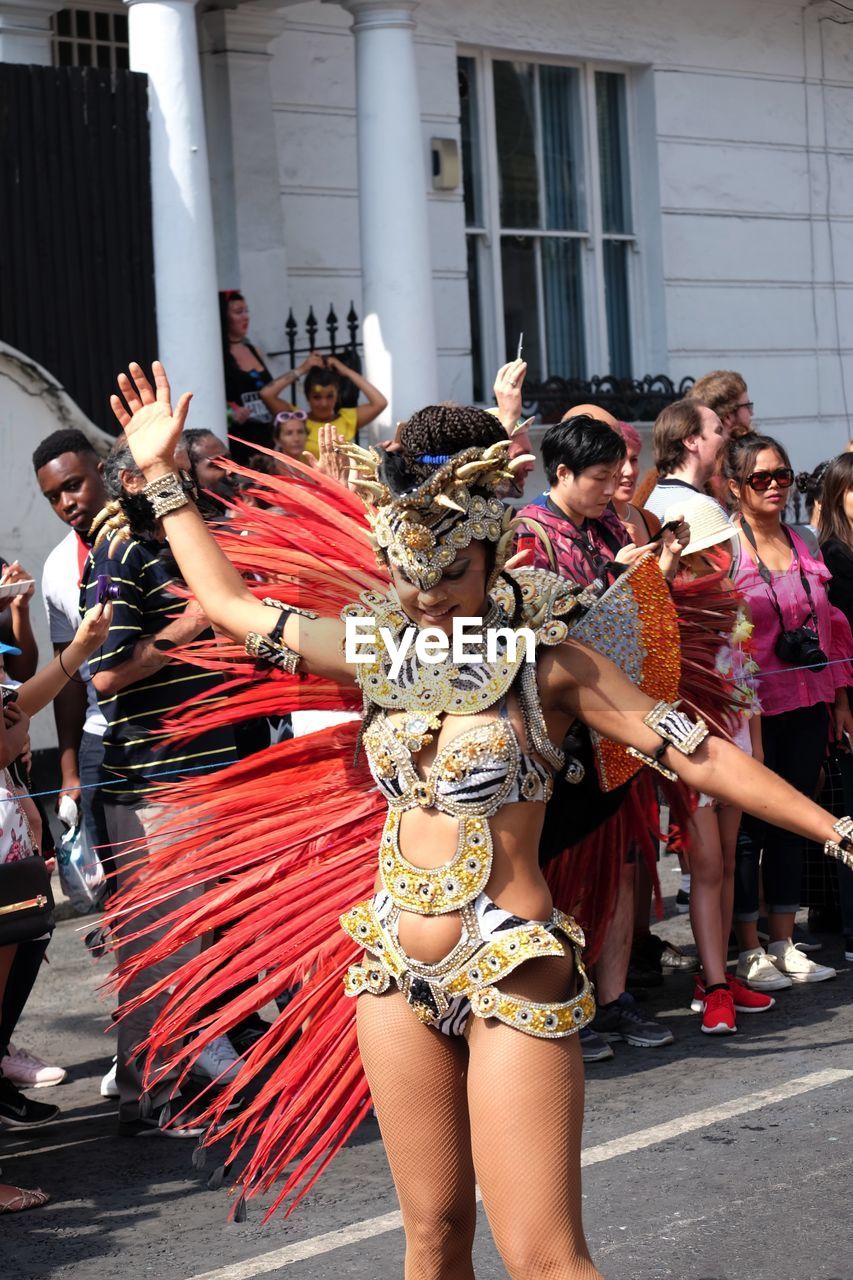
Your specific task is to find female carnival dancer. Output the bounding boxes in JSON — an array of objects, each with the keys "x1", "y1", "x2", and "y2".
[{"x1": 108, "y1": 363, "x2": 853, "y2": 1280}]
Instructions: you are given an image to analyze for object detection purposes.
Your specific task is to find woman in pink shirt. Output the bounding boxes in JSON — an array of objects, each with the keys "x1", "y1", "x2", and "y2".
[{"x1": 727, "y1": 435, "x2": 853, "y2": 990}]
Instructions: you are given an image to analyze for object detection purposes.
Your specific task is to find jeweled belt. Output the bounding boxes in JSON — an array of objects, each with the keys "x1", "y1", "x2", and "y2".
[{"x1": 341, "y1": 897, "x2": 596, "y2": 1039}]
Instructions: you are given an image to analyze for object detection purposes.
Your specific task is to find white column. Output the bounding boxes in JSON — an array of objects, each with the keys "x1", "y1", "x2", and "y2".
[
  {"x1": 125, "y1": 0, "x2": 224, "y2": 430},
  {"x1": 199, "y1": 6, "x2": 288, "y2": 356},
  {"x1": 0, "y1": 1, "x2": 60, "y2": 64},
  {"x1": 337, "y1": 0, "x2": 438, "y2": 429}
]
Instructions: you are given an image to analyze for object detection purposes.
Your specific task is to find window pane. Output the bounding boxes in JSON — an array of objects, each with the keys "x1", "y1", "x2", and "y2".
[
  {"x1": 596, "y1": 72, "x2": 632, "y2": 234},
  {"x1": 74, "y1": 9, "x2": 90, "y2": 38},
  {"x1": 96, "y1": 43, "x2": 112, "y2": 69},
  {"x1": 458, "y1": 57, "x2": 483, "y2": 229},
  {"x1": 114, "y1": 12, "x2": 128, "y2": 43},
  {"x1": 494, "y1": 61, "x2": 539, "y2": 229},
  {"x1": 77, "y1": 41, "x2": 92, "y2": 66},
  {"x1": 542, "y1": 238, "x2": 586, "y2": 380},
  {"x1": 116, "y1": 44, "x2": 130, "y2": 70},
  {"x1": 540, "y1": 65, "x2": 585, "y2": 231},
  {"x1": 55, "y1": 9, "x2": 71, "y2": 36},
  {"x1": 603, "y1": 240, "x2": 632, "y2": 376},
  {"x1": 466, "y1": 236, "x2": 485, "y2": 402},
  {"x1": 95, "y1": 12, "x2": 110, "y2": 40},
  {"x1": 501, "y1": 237, "x2": 543, "y2": 382},
  {"x1": 57, "y1": 39, "x2": 73, "y2": 66}
]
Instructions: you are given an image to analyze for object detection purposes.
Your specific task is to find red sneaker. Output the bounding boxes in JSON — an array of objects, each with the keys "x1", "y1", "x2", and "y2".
[
  {"x1": 727, "y1": 973, "x2": 775, "y2": 1013},
  {"x1": 701, "y1": 987, "x2": 737, "y2": 1035}
]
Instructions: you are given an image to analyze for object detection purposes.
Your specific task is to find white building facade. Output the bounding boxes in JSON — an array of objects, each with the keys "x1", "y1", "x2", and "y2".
[{"x1": 4, "y1": 0, "x2": 853, "y2": 458}]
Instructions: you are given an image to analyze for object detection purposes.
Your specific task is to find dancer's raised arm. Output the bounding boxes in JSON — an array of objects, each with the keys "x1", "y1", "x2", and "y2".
[
  {"x1": 111, "y1": 362, "x2": 351, "y2": 683},
  {"x1": 552, "y1": 638, "x2": 841, "y2": 849}
]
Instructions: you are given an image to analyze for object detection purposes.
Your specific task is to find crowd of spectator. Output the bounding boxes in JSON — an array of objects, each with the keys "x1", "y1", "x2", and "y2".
[{"x1": 2, "y1": 354, "x2": 852, "y2": 1215}]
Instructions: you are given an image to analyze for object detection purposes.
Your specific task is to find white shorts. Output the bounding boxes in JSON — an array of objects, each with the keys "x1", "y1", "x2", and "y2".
[{"x1": 696, "y1": 719, "x2": 752, "y2": 809}]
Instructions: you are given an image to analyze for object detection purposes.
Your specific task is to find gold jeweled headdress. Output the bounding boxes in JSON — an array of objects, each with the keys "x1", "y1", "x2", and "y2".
[{"x1": 339, "y1": 436, "x2": 534, "y2": 590}]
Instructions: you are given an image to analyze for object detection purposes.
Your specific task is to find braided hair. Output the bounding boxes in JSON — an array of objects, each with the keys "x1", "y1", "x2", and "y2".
[
  {"x1": 380, "y1": 404, "x2": 527, "y2": 621},
  {"x1": 381, "y1": 404, "x2": 508, "y2": 493}
]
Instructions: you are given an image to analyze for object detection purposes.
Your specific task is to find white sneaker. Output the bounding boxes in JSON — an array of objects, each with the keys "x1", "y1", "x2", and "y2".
[
  {"x1": 191, "y1": 1034, "x2": 241, "y2": 1085},
  {"x1": 736, "y1": 947, "x2": 793, "y2": 992},
  {"x1": 1, "y1": 1043, "x2": 66, "y2": 1089},
  {"x1": 100, "y1": 1057, "x2": 119, "y2": 1098},
  {"x1": 768, "y1": 939, "x2": 837, "y2": 984}
]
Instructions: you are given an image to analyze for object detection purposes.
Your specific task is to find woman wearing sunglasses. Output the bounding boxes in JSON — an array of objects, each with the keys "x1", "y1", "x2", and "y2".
[{"x1": 726, "y1": 435, "x2": 853, "y2": 989}]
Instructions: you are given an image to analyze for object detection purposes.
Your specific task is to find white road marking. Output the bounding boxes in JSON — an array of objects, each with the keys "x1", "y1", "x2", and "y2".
[
  {"x1": 182, "y1": 1067, "x2": 853, "y2": 1280},
  {"x1": 579, "y1": 1066, "x2": 853, "y2": 1165}
]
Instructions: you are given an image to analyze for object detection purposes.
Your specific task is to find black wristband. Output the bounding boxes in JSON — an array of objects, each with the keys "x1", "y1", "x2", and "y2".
[{"x1": 269, "y1": 609, "x2": 291, "y2": 645}]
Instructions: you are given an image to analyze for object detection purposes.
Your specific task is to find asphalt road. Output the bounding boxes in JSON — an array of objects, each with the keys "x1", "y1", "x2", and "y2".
[{"x1": 3, "y1": 867, "x2": 852, "y2": 1280}]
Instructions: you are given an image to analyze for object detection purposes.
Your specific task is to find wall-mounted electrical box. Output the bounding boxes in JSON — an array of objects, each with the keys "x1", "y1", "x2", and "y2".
[{"x1": 431, "y1": 137, "x2": 460, "y2": 190}]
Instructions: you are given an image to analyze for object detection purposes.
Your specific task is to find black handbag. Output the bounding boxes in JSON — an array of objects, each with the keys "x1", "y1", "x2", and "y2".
[{"x1": 0, "y1": 856, "x2": 55, "y2": 945}]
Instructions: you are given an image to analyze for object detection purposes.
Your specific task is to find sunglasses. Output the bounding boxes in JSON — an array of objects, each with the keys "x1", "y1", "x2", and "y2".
[
  {"x1": 745, "y1": 466, "x2": 794, "y2": 492},
  {"x1": 275, "y1": 410, "x2": 308, "y2": 425},
  {"x1": 737, "y1": 401, "x2": 754, "y2": 412}
]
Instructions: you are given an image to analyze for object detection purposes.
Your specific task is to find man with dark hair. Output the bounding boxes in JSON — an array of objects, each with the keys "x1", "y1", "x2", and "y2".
[
  {"x1": 515, "y1": 415, "x2": 638, "y2": 585},
  {"x1": 644, "y1": 399, "x2": 725, "y2": 519},
  {"x1": 80, "y1": 434, "x2": 241, "y2": 1133},
  {"x1": 33, "y1": 430, "x2": 110, "y2": 853}
]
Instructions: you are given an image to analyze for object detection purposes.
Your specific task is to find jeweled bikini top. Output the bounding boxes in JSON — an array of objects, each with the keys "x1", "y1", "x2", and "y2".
[{"x1": 363, "y1": 704, "x2": 553, "y2": 817}]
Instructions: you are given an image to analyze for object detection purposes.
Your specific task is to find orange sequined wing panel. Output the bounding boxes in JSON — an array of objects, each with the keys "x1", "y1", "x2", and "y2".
[{"x1": 567, "y1": 555, "x2": 681, "y2": 791}]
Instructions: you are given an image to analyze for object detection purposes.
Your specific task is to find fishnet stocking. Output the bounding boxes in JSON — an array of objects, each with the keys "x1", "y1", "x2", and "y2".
[
  {"x1": 357, "y1": 990, "x2": 477, "y2": 1280},
  {"x1": 357, "y1": 953, "x2": 603, "y2": 1280},
  {"x1": 467, "y1": 954, "x2": 603, "y2": 1280}
]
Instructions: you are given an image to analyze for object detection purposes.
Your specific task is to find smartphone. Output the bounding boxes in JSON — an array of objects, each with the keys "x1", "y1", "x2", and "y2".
[
  {"x1": 515, "y1": 529, "x2": 537, "y2": 560},
  {"x1": 646, "y1": 519, "x2": 681, "y2": 544}
]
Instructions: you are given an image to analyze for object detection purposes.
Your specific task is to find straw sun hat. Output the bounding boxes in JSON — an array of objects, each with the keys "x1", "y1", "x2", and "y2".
[{"x1": 663, "y1": 493, "x2": 738, "y2": 558}]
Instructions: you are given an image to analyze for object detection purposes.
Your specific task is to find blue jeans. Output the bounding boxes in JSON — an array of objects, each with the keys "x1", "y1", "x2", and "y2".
[{"x1": 79, "y1": 731, "x2": 115, "y2": 891}]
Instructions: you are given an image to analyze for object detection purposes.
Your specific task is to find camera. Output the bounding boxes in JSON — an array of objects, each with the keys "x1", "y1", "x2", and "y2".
[
  {"x1": 774, "y1": 625, "x2": 828, "y2": 671},
  {"x1": 96, "y1": 574, "x2": 120, "y2": 605}
]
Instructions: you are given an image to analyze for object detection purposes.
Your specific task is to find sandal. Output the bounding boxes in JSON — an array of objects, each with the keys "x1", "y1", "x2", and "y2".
[{"x1": 0, "y1": 1183, "x2": 50, "y2": 1214}]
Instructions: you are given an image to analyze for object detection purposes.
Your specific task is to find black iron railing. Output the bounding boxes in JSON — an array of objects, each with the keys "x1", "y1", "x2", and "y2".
[
  {"x1": 268, "y1": 303, "x2": 363, "y2": 409},
  {"x1": 522, "y1": 374, "x2": 695, "y2": 424},
  {"x1": 268, "y1": 302, "x2": 361, "y2": 367}
]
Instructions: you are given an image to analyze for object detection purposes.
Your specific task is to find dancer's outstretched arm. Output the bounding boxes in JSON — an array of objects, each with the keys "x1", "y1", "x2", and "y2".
[
  {"x1": 552, "y1": 638, "x2": 841, "y2": 848},
  {"x1": 111, "y1": 362, "x2": 352, "y2": 683}
]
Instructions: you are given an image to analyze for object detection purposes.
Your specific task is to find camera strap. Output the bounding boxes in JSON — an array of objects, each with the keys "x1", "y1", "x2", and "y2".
[
  {"x1": 544, "y1": 497, "x2": 625, "y2": 586},
  {"x1": 739, "y1": 517, "x2": 820, "y2": 634}
]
